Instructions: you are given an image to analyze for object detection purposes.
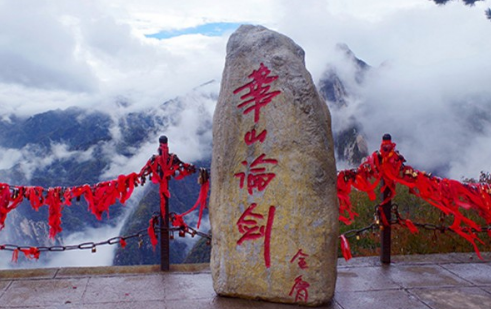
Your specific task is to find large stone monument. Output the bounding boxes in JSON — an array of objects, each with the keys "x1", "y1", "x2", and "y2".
[{"x1": 210, "y1": 25, "x2": 338, "y2": 306}]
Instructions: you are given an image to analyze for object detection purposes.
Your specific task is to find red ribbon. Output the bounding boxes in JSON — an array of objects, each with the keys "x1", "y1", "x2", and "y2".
[
  {"x1": 0, "y1": 145, "x2": 199, "y2": 240},
  {"x1": 340, "y1": 235, "x2": 352, "y2": 261},
  {"x1": 21, "y1": 247, "x2": 41, "y2": 260},
  {"x1": 179, "y1": 179, "x2": 210, "y2": 229},
  {"x1": 11, "y1": 249, "x2": 19, "y2": 263},
  {"x1": 171, "y1": 214, "x2": 187, "y2": 228},
  {"x1": 400, "y1": 218, "x2": 419, "y2": 234},
  {"x1": 148, "y1": 217, "x2": 158, "y2": 251},
  {"x1": 144, "y1": 150, "x2": 176, "y2": 218},
  {"x1": 26, "y1": 186, "x2": 45, "y2": 211},
  {"x1": 1, "y1": 184, "x2": 24, "y2": 229},
  {"x1": 337, "y1": 137, "x2": 491, "y2": 259},
  {"x1": 10, "y1": 247, "x2": 40, "y2": 263},
  {"x1": 45, "y1": 187, "x2": 63, "y2": 238}
]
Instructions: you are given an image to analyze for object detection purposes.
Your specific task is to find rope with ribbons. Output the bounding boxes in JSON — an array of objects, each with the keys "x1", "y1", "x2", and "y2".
[
  {"x1": 337, "y1": 134, "x2": 491, "y2": 260},
  {"x1": 0, "y1": 137, "x2": 210, "y2": 262}
]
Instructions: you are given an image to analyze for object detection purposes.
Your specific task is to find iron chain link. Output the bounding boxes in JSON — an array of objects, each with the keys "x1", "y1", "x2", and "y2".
[
  {"x1": 343, "y1": 202, "x2": 491, "y2": 239},
  {"x1": 0, "y1": 214, "x2": 212, "y2": 254}
]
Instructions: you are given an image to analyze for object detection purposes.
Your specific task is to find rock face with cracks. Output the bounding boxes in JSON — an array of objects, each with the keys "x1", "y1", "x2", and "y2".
[{"x1": 210, "y1": 25, "x2": 338, "y2": 306}]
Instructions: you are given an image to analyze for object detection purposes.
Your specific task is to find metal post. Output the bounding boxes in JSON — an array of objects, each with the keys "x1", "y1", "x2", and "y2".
[
  {"x1": 159, "y1": 135, "x2": 170, "y2": 271},
  {"x1": 380, "y1": 182, "x2": 392, "y2": 264},
  {"x1": 380, "y1": 133, "x2": 393, "y2": 264}
]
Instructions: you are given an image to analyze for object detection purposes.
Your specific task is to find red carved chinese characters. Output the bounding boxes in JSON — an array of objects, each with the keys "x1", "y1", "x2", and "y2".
[
  {"x1": 236, "y1": 203, "x2": 276, "y2": 268},
  {"x1": 233, "y1": 63, "x2": 281, "y2": 123},
  {"x1": 289, "y1": 249, "x2": 311, "y2": 302},
  {"x1": 289, "y1": 275, "x2": 310, "y2": 302},
  {"x1": 234, "y1": 63, "x2": 281, "y2": 269},
  {"x1": 234, "y1": 154, "x2": 278, "y2": 195},
  {"x1": 290, "y1": 249, "x2": 309, "y2": 269},
  {"x1": 244, "y1": 129, "x2": 267, "y2": 145}
]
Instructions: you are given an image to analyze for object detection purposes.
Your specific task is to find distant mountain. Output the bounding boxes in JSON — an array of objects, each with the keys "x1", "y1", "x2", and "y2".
[
  {"x1": 318, "y1": 44, "x2": 369, "y2": 167},
  {"x1": 0, "y1": 108, "x2": 112, "y2": 151}
]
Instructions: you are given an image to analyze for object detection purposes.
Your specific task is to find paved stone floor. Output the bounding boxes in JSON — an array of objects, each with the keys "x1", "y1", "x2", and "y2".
[{"x1": 1, "y1": 253, "x2": 490, "y2": 308}]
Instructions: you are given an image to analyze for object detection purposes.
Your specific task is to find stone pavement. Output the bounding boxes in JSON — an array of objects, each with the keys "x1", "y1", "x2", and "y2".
[{"x1": 1, "y1": 253, "x2": 490, "y2": 309}]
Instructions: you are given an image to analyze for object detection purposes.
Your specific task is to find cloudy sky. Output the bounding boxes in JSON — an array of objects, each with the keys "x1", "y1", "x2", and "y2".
[{"x1": 1, "y1": 0, "x2": 491, "y2": 178}]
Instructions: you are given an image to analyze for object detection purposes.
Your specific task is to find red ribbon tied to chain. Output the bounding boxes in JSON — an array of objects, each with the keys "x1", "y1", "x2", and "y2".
[
  {"x1": 10, "y1": 247, "x2": 40, "y2": 263},
  {"x1": 337, "y1": 135, "x2": 491, "y2": 259},
  {"x1": 148, "y1": 216, "x2": 158, "y2": 251},
  {"x1": 0, "y1": 184, "x2": 24, "y2": 230},
  {"x1": 340, "y1": 235, "x2": 352, "y2": 261},
  {"x1": 0, "y1": 137, "x2": 203, "y2": 244}
]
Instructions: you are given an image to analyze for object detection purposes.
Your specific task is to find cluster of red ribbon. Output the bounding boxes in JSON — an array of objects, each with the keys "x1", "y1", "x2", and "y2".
[
  {"x1": 1, "y1": 143, "x2": 210, "y2": 262},
  {"x1": 8, "y1": 247, "x2": 40, "y2": 263},
  {"x1": 146, "y1": 167, "x2": 210, "y2": 251},
  {"x1": 338, "y1": 135, "x2": 491, "y2": 260},
  {"x1": 0, "y1": 173, "x2": 143, "y2": 239}
]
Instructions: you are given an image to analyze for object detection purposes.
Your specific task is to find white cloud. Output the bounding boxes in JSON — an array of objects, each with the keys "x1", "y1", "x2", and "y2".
[
  {"x1": 0, "y1": 148, "x2": 23, "y2": 170},
  {"x1": 5, "y1": 142, "x2": 95, "y2": 181},
  {"x1": 43, "y1": 224, "x2": 122, "y2": 268},
  {"x1": 101, "y1": 81, "x2": 218, "y2": 179},
  {"x1": 0, "y1": 1, "x2": 97, "y2": 92}
]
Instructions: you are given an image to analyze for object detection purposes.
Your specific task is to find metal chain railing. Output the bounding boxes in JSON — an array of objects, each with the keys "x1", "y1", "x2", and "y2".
[
  {"x1": 390, "y1": 203, "x2": 491, "y2": 233},
  {"x1": 0, "y1": 213, "x2": 211, "y2": 260},
  {"x1": 342, "y1": 201, "x2": 490, "y2": 261}
]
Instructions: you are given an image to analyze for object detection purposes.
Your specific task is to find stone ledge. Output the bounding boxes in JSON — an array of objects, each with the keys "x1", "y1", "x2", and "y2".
[{"x1": 0, "y1": 263, "x2": 210, "y2": 280}]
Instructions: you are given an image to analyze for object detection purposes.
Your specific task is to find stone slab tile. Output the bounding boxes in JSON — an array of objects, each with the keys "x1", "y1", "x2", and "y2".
[
  {"x1": 0, "y1": 280, "x2": 10, "y2": 298},
  {"x1": 410, "y1": 286, "x2": 491, "y2": 309},
  {"x1": 336, "y1": 290, "x2": 429, "y2": 309},
  {"x1": 56, "y1": 265, "x2": 160, "y2": 278},
  {"x1": 82, "y1": 274, "x2": 165, "y2": 304},
  {"x1": 336, "y1": 266, "x2": 399, "y2": 292},
  {"x1": 385, "y1": 265, "x2": 471, "y2": 288},
  {"x1": 0, "y1": 278, "x2": 88, "y2": 307},
  {"x1": 164, "y1": 273, "x2": 216, "y2": 301},
  {"x1": 0, "y1": 268, "x2": 57, "y2": 280},
  {"x1": 77, "y1": 300, "x2": 167, "y2": 309},
  {"x1": 337, "y1": 256, "x2": 380, "y2": 268},
  {"x1": 391, "y1": 253, "x2": 464, "y2": 265},
  {"x1": 482, "y1": 286, "x2": 491, "y2": 295},
  {"x1": 441, "y1": 263, "x2": 491, "y2": 286},
  {"x1": 2, "y1": 301, "x2": 165, "y2": 309},
  {"x1": 167, "y1": 296, "x2": 342, "y2": 309},
  {"x1": 452, "y1": 252, "x2": 491, "y2": 263},
  {"x1": 55, "y1": 264, "x2": 210, "y2": 278}
]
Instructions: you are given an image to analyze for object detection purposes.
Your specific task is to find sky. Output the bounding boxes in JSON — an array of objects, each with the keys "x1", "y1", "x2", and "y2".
[{"x1": 1, "y1": 0, "x2": 491, "y2": 175}]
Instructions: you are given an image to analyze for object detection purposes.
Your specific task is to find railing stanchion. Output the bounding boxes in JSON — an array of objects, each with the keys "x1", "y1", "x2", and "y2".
[
  {"x1": 380, "y1": 133, "x2": 393, "y2": 264},
  {"x1": 159, "y1": 135, "x2": 170, "y2": 271},
  {"x1": 380, "y1": 182, "x2": 392, "y2": 264}
]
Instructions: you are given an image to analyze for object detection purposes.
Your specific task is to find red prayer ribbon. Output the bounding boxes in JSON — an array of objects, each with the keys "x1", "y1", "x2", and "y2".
[
  {"x1": 148, "y1": 217, "x2": 158, "y2": 251},
  {"x1": 337, "y1": 137, "x2": 491, "y2": 259},
  {"x1": 340, "y1": 235, "x2": 352, "y2": 261},
  {"x1": 0, "y1": 144, "x2": 202, "y2": 241}
]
